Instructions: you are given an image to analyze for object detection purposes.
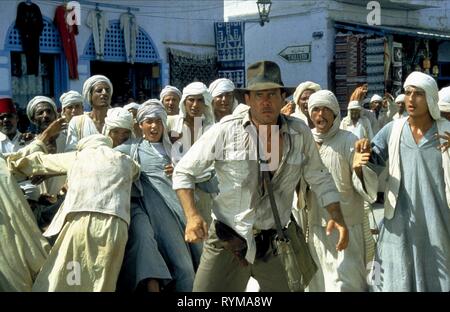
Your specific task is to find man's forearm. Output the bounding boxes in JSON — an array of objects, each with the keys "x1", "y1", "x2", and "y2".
[{"x1": 176, "y1": 188, "x2": 199, "y2": 219}]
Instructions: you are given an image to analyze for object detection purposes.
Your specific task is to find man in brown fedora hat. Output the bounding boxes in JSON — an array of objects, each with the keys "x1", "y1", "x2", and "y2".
[{"x1": 173, "y1": 60, "x2": 348, "y2": 291}]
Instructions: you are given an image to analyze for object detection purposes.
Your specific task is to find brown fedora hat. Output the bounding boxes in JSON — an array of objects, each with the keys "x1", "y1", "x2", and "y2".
[{"x1": 235, "y1": 61, "x2": 295, "y2": 103}]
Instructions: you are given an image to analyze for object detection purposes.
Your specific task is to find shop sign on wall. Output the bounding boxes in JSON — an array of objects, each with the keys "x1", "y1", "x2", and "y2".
[{"x1": 279, "y1": 45, "x2": 311, "y2": 63}]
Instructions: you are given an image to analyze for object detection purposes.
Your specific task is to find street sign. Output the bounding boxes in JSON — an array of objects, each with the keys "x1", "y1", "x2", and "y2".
[{"x1": 279, "y1": 45, "x2": 311, "y2": 63}]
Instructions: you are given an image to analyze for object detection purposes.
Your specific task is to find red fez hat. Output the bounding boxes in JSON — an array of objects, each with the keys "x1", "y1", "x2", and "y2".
[{"x1": 0, "y1": 98, "x2": 16, "y2": 114}]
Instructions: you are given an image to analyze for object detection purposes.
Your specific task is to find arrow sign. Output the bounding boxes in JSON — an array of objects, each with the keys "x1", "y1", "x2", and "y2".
[{"x1": 279, "y1": 45, "x2": 311, "y2": 63}]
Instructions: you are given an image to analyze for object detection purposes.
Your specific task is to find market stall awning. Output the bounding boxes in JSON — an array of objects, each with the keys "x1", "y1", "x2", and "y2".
[{"x1": 335, "y1": 21, "x2": 450, "y2": 40}]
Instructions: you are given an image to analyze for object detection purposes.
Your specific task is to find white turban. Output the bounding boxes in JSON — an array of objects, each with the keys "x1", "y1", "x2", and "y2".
[
  {"x1": 208, "y1": 78, "x2": 239, "y2": 120},
  {"x1": 208, "y1": 78, "x2": 235, "y2": 97},
  {"x1": 103, "y1": 107, "x2": 134, "y2": 137},
  {"x1": 308, "y1": 90, "x2": 340, "y2": 117},
  {"x1": 308, "y1": 90, "x2": 341, "y2": 143},
  {"x1": 77, "y1": 133, "x2": 112, "y2": 151},
  {"x1": 395, "y1": 94, "x2": 405, "y2": 103},
  {"x1": 348, "y1": 100, "x2": 362, "y2": 110},
  {"x1": 26, "y1": 96, "x2": 57, "y2": 124},
  {"x1": 180, "y1": 82, "x2": 214, "y2": 126},
  {"x1": 293, "y1": 81, "x2": 321, "y2": 105},
  {"x1": 82, "y1": 75, "x2": 113, "y2": 106},
  {"x1": 60, "y1": 90, "x2": 83, "y2": 109},
  {"x1": 438, "y1": 86, "x2": 450, "y2": 113},
  {"x1": 404, "y1": 71, "x2": 440, "y2": 120},
  {"x1": 123, "y1": 102, "x2": 141, "y2": 111},
  {"x1": 137, "y1": 99, "x2": 172, "y2": 157},
  {"x1": 160, "y1": 85, "x2": 182, "y2": 101},
  {"x1": 137, "y1": 99, "x2": 167, "y2": 125},
  {"x1": 370, "y1": 94, "x2": 383, "y2": 102}
]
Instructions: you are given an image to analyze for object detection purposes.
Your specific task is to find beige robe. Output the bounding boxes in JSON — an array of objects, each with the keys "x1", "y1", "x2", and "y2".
[
  {"x1": 0, "y1": 140, "x2": 50, "y2": 291},
  {"x1": 8, "y1": 135, "x2": 140, "y2": 291}
]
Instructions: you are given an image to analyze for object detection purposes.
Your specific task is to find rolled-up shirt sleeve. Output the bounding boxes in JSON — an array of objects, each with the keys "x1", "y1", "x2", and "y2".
[
  {"x1": 302, "y1": 130, "x2": 340, "y2": 208},
  {"x1": 172, "y1": 124, "x2": 222, "y2": 190}
]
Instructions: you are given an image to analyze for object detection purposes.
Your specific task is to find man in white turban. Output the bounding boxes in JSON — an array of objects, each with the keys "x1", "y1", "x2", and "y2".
[
  {"x1": 136, "y1": 99, "x2": 172, "y2": 157},
  {"x1": 392, "y1": 94, "x2": 407, "y2": 120},
  {"x1": 160, "y1": 85, "x2": 182, "y2": 116},
  {"x1": 304, "y1": 90, "x2": 377, "y2": 291},
  {"x1": 65, "y1": 75, "x2": 113, "y2": 151},
  {"x1": 25, "y1": 96, "x2": 68, "y2": 225},
  {"x1": 355, "y1": 71, "x2": 450, "y2": 291},
  {"x1": 281, "y1": 81, "x2": 321, "y2": 128},
  {"x1": 103, "y1": 107, "x2": 134, "y2": 148},
  {"x1": 340, "y1": 100, "x2": 374, "y2": 140},
  {"x1": 208, "y1": 78, "x2": 238, "y2": 122},
  {"x1": 367, "y1": 93, "x2": 397, "y2": 133},
  {"x1": 166, "y1": 82, "x2": 215, "y2": 228},
  {"x1": 82, "y1": 75, "x2": 113, "y2": 107},
  {"x1": 438, "y1": 86, "x2": 450, "y2": 121},
  {"x1": 369, "y1": 94, "x2": 383, "y2": 116},
  {"x1": 26, "y1": 95, "x2": 67, "y2": 155},
  {"x1": 26, "y1": 96, "x2": 58, "y2": 134},
  {"x1": 60, "y1": 91, "x2": 84, "y2": 122},
  {"x1": 167, "y1": 81, "x2": 214, "y2": 157}
]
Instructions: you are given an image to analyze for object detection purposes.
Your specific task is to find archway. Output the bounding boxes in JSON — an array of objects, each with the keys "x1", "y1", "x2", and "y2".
[{"x1": 82, "y1": 20, "x2": 162, "y2": 104}]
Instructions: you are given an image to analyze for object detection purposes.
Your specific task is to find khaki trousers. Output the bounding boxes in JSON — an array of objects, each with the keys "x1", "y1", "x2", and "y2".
[{"x1": 193, "y1": 222, "x2": 301, "y2": 292}]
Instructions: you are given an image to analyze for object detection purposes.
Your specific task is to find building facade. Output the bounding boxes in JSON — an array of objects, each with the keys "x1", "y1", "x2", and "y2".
[
  {"x1": 0, "y1": 0, "x2": 224, "y2": 110},
  {"x1": 225, "y1": 0, "x2": 450, "y2": 110}
]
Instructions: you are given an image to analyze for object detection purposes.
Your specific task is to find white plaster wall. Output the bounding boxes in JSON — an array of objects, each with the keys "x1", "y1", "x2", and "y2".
[
  {"x1": 226, "y1": 1, "x2": 332, "y2": 89},
  {"x1": 243, "y1": 9, "x2": 331, "y2": 89},
  {"x1": 414, "y1": 1, "x2": 450, "y2": 31}
]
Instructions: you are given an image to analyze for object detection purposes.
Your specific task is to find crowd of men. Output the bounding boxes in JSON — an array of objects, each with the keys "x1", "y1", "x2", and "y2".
[{"x1": 1, "y1": 60, "x2": 450, "y2": 292}]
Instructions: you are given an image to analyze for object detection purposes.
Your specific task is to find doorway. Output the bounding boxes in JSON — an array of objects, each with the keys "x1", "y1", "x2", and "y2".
[{"x1": 90, "y1": 61, "x2": 161, "y2": 106}]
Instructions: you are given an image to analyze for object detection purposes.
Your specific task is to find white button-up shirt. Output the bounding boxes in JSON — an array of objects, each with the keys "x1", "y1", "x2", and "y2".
[
  {"x1": 0, "y1": 131, "x2": 23, "y2": 154},
  {"x1": 173, "y1": 111, "x2": 339, "y2": 263}
]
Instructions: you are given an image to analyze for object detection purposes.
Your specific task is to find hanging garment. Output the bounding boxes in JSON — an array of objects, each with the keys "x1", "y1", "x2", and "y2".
[
  {"x1": 120, "y1": 12, "x2": 138, "y2": 64},
  {"x1": 15, "y1": 1, "x2": 44, "y2": 76},
  {"x1": 86, "y1": 9, "x2": 108, "y2": 60},
  {"x1": 54, "y1": 5, "x2": 79, "y2": 79}
]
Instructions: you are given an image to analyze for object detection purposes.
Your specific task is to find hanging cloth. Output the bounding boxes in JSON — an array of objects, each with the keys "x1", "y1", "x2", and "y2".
[
  {"x1": 15, "y1": 1, "x2": 44, "y2": 76},
  {"x1": 120, "y1": 12, "x2": 138, "y2": 64},
  {"x1": 54, "y1": 5, "x2": 79, "y2": 79},
  {"x1": 86, "y1": 8, "x2": 108, "y2": 60}
]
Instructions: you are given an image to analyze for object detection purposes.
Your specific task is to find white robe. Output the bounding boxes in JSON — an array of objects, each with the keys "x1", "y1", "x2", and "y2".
[
  {"x1": 340, "y1": 115, "x2": 374, "y2": 141},
  {"x1": 65, "y1": 114, "x2": 102, "y2": 152},
  {"x1": 0, "y1": 131, "x2": 23, "y2": 154},
  {"x1": 305, "y1": 129, "x2": 377, "y2": 291}
]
